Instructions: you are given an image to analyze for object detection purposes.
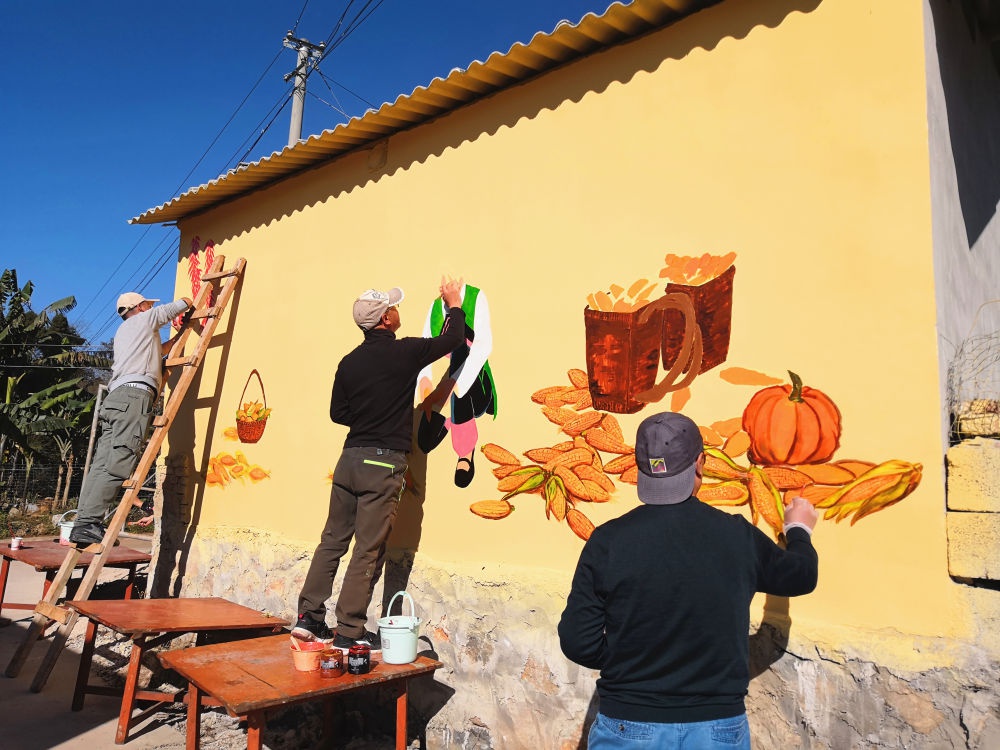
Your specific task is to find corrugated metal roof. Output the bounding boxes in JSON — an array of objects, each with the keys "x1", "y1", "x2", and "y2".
[{"x1": 132, "y1": 0, "x2": 719, "y2": 225}]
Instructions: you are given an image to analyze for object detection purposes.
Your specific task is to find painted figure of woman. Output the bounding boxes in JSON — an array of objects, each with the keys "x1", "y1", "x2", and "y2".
[{"x1": 416, "y1": 279, "x2": 497, "y2": 487}]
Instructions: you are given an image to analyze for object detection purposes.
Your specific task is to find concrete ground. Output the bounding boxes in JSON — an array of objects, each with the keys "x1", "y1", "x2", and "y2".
[
  {"x1": 1, "y1": 537, "x2": 408, "y2": 750},
  {"x1": 0, "y1": 535, "x2": 188, "y2": 750}
]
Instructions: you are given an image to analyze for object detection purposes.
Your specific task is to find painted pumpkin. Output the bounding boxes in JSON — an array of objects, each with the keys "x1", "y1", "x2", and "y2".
[{"x1": 742, "y1": 371, "x2": 842, "y2": 465}]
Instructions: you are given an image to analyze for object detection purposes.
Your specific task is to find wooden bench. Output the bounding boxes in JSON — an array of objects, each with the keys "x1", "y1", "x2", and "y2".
[
  {"x1": 1, "y1": 538, "x2": 150, "y2": 613},
  {"x1": 67, "y1": 597, "x2": 287, "y2": 744},
  {"x1": 159, "y1": 633, "x2": 442, "y2": 750}
]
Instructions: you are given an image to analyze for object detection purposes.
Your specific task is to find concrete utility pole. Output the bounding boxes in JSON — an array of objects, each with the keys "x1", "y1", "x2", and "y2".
[{"x1": 283, "y1": 33, "x2": 325, "y2": 148}]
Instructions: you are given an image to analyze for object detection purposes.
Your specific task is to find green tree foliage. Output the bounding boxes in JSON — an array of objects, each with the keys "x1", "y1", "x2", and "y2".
[{"x1": 0, "y1": 269, "x2": 110, "y2": 506}]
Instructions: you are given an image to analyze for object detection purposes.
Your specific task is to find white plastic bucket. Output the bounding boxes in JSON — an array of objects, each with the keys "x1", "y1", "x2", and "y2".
[
  {"x1": 54, "y1": 509, "x2": 78, "y2": 546},
  {"x1": 377, "y1": 591, "x2": 421, "y2": 665}
]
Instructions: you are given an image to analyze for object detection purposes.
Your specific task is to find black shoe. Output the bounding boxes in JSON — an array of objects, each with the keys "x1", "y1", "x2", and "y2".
[
  {"x1": 332, "y1": 629, "x2": 382, "y2": 653},
  {"x1": 69, "y1": 522, "x2": 107, "y2": 546},
  {"x1": 291, "y1": 613, "x2": 334, "y2": 642},
  {"x1": 455, "y1": 454, "x2": 475, "y2": 488},
  {"x1": 417, "y1": 411, "x2": 448, "y2": 454}
]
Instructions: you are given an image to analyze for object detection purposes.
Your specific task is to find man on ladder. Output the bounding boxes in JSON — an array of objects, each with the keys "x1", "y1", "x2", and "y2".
[{"x1": 69, "y1": 292, "x2": 192, "y2": 547}]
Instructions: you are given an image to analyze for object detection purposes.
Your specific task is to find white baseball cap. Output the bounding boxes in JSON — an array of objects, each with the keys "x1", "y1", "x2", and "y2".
[
  {"x1": 116, "y1": 292, "x2": 159, "y2": 317},
  {"x1": 352, "y1": 288, "x2": 404, "y2": 330}
]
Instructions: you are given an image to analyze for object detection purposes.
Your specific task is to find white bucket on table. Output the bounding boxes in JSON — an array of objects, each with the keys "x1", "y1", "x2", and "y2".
[
  {"x1": 54, "y1": 509, "x2": 78, "y2": 546},
  {"x1": 377, "y1": 591, "x2": 421, "y2": 664}
]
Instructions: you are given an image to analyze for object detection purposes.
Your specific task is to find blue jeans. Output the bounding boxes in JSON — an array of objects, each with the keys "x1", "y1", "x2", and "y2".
[{"x1": 588, "y1": 712, "x2": 750, "y2": 749}]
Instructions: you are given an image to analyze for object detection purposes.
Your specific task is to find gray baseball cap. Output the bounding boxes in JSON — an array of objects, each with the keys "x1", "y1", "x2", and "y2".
[
  {"x1": 352, "y1": 287, "x2": 404, "y2": 330},
  {"x1": 634, "y1": 412, "x2": 704, "y2": 504}
]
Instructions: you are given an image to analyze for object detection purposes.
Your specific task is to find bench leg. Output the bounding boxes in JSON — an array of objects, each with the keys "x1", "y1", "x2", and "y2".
[
  {"x1": 186, "y1": 682, "x2": 202, "y2": 750},
  {"x1": 115, "y1": 636, "x2": 147, "y2": 744},
  {"x1": 395, "y1": 680, "x2": 408, "y2": 750},
  {"x1": 247, "y1": 711, "x2": 265, "y2": 750},
  {"x1": 0, "y1": 557, "x2": 9, "y2": 612},
  {"x1": 72, "y1": 619, "x2": 98, "y2": 711},
  {"x1": 124, "y1": 564, "x2": 137, "y2": 600}
]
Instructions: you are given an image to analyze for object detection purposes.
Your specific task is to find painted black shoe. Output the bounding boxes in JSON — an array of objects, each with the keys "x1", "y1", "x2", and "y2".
[
  {"x1": 332, "y1": 629, "x2": 382, "y2": 653},
  {"x1": 455, "y1": 453, "x2": 475, "y2": 488},
  {"x1": 69, "y1": 522, "x2": 107, "y2": 546},
  {"x1": 290, "y1": 613, "x2": 334, "y2": 642}
]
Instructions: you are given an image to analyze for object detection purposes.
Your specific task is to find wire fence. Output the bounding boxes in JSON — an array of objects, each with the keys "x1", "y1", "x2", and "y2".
[
  {"x1": 946, "y1": 303, "x2": 1000, "y2": 445},
  {"x1": 0, "y1": 461, "x2": 156, "y2": 513}
]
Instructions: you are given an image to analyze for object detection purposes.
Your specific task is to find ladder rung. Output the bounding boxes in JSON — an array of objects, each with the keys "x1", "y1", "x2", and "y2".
[
  {"x1": 189, "y1": 307, "x2": 217, "y2": 320},
  {"x1": 165, "y1": 356, "x2": 195, "y2": 367},
  {"x1": 121, "y1": 479, "x2": 137, "y2": 489},
  {"x1": 152, "y1": 416, "x2": 169, "y2": 428},
  {"x1": 200, "y1": 268, "x2": 238, "y2": 281},
  {"x1": 35, "y1": 602, "x2": 72, "y2": 625}
]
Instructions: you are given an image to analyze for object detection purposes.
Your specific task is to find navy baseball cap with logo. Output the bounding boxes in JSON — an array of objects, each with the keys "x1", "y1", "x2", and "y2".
[{"x1": 634, "y1": 412, "x2": 704, "y2": 504}]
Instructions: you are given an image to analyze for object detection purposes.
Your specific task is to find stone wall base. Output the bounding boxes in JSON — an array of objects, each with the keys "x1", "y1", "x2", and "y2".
[{"x1": 156, "y1": 527, "x2": 1000, "y2": 749}]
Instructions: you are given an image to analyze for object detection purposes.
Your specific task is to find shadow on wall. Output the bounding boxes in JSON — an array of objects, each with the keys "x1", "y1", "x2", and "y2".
[
  {"x1": 378, "y1": 410, "x2": 429, "y2": 615},
  {"x1": 930, "y1": 0, "x2": 1000, "y2": 248},
  {"x1": 194, "y1": 0, "x2": 822, "y2": 247},
  {"x1": 150, "y1": 276, "x2": 243, "y2": 598}
]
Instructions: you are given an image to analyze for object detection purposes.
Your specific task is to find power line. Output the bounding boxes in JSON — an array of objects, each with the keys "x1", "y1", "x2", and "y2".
[
  {"x1": 74, "y1": 2, "x2": 384, "y2": 343},
  {"x1": 290, "y1": 0, "x2": 312, "y2": 36},
  {"x1": 314, "y1": 68, "x2": 377, "y2": 110}
]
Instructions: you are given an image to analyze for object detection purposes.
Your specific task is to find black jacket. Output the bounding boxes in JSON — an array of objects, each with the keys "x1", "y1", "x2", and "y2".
[
  {"x1": 330, "y1": 307, "x2": 465, "y2": 451},
  {"x1": 558, "y1": 498, "x2": 818, "y2": 723}
]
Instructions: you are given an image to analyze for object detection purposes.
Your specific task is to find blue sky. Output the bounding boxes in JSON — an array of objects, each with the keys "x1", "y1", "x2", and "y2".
[{"x1": 1, "y1": 0, "x2": 610, "y2": 343}]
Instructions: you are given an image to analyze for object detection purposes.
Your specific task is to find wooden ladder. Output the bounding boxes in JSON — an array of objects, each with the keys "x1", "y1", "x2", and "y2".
[{"x1": 5, "y1": 255, "x2": 246, "y2": 691}]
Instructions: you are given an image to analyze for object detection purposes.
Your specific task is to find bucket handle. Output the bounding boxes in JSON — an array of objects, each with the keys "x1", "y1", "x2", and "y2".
[
  {"x1": 386, "y1": 590, "x2": 416, "y2": 619},
  {"x1": 54, "y1": 508, "x2": 78, "y2": 525}
]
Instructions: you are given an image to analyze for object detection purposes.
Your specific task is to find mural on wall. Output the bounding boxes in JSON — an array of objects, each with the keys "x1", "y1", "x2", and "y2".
[
  {"x1": 583, "y1": 253, "x2": 736, "y2": 413},
  {"x1": 206, "y1": 449, "x2": 270, "y2": 488},
  {"x1": 209, "y1": 370, "x2": 272, "y2": 489},
  {"x1": 415, "y1": 280, "x2": 497, "y2": 488},
  {"x1": 475, "y1": 252, "x2": 923, "y2": 541},
  {"x1": 173, "y1": 237, "x2": 216, "y2": 330}
]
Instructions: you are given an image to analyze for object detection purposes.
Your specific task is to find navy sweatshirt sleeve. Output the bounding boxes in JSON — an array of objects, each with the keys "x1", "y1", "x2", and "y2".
[{"x1": 754, "y1": 525, "x2": 818, "y2": 596}]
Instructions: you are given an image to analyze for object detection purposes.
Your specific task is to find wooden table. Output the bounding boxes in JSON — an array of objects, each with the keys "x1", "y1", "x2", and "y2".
[
  {"x1": 0, "y1": 538, "x2": 150, "y2": 612},
  {"x1": 67, "y1": 597, "x2": 287, "y2": 744},
  {"x1": 159, "y1": 633, "x2": 442, "y2": 750}
]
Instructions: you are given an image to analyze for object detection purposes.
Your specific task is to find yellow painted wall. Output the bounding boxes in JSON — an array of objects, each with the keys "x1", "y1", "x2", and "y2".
[{"x1": 167, "y1": 0, "x2": 959, "y2": 656}]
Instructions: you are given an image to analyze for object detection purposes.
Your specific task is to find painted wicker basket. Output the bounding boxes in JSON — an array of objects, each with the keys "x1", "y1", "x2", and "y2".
[{"x1": 236, "y1": 369, "x2": 268, "y2": 444}]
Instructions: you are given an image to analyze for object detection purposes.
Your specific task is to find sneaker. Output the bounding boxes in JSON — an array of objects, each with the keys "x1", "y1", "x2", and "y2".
[
  {"x1": 69, "y1": 522, "x2": 107, "y2": 546},
  {"x1": 291, "y1": 613, "x2": 334, "y2": 642},
  {"x1": 332, "y1": 629, "x2": 382, "y2": 653}
]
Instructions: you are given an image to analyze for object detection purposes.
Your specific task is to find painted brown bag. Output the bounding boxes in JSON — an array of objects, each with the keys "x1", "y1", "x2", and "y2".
[
  {"x1": 661, "y1": 264, "x2": 735, "y2": 374},
  {"x1": 584, "y1": 293, "x2": 703, "y2": 414},
  {"x1": 236, "y1": 369, "x2": 268, "y2": 444}
]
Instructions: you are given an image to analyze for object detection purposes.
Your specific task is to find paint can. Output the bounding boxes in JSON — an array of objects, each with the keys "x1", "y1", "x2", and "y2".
[
  {"x1": 347, "y1": 643, "x2": 371, "y2": 675},
  {"x1": 320, "y1": 648, "x2": 344, "y2": 678},
  {"x1": 11, "y1": 537, "x2": 23, "y2": 551}
]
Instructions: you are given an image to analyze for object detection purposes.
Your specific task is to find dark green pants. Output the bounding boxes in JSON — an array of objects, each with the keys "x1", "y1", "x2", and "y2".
[{"x1": 298, "y1": 446, "x2": 408, "y2": 639}]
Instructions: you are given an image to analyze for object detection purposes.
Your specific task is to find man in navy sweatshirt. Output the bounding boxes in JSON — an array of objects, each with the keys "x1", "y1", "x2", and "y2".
[{"x1": 558, "y1": 411, "x2": 818, "y2": 749}]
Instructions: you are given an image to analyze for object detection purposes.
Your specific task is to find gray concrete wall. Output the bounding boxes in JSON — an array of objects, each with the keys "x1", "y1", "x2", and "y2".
[{"x1": 925, "y1": 0, "x2": 1000, "y2": 443}]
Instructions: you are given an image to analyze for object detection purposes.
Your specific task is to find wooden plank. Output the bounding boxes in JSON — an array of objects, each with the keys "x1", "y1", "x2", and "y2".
[
  {"x1": 160, "y1": 634, "x2": 441, "y2": 716},
  {"x1": 35, "y1": 601, "x2": 71, "y2": 624},
  {"x1": 1, "y1": 538, "x2": 150, "y2": 570},
  {"x1": 66, "y1": 597, "x2": 287, "y2": 635}
]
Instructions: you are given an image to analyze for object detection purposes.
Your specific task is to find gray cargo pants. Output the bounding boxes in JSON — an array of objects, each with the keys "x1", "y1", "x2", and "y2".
[
  {"x1": 76, "y1": 384, "x2": 156, "y2": 525},
  {"x1": 297, "y1": 446, "x2": 407, "y2": 639}
]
